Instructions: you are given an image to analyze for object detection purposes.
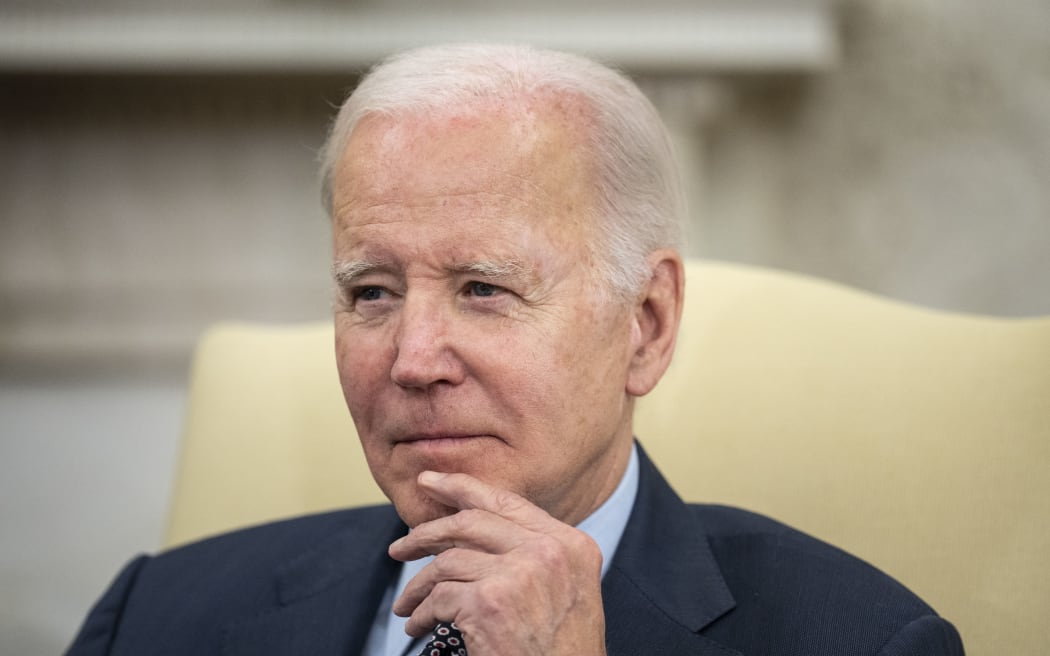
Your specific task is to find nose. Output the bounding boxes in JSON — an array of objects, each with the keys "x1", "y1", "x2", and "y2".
[{"x1": 389, "y1": 295, "x2": 466, "y2": 390}]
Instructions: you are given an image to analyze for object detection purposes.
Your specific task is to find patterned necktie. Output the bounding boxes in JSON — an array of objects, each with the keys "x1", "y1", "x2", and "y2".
[{"x1": 417, "y1": 621, "x2": 467, "y2": 656}]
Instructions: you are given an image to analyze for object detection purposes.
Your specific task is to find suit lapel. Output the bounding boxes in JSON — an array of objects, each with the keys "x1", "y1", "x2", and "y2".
[
  {"x1": 222, "y1": 507, "x2": 407, "y2": 656},
  {"x1": 603, "y1": 445, "x2": 740, "y2": 656}
]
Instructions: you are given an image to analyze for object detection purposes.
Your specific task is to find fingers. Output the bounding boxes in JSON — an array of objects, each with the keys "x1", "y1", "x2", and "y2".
[
  {"x1": 400, "y1": 579, "x2": 471, "y2": 638},
  {"x1": 385, "y1": 472, "x2": 608, "y2": 654},
  {"x1": 415, "y1": 471, "x2": 553, "y2": 527},
  {"x1": 393, "y1": 549, "x2": 495, "y2": 618},
  {"x1": 389, "y1": 471, "x2": 560, "y2": 562},
  {"x1": 390, "y1": 507, "x2": 526, "y2": 561}
]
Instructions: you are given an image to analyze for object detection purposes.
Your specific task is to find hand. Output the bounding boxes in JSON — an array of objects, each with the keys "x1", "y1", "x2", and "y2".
[{"x1": 388, "y1": 471, "x2": 607, "y2": 656}]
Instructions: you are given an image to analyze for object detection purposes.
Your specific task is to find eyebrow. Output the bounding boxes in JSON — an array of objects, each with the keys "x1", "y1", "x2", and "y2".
[
  {"x1": 453, "y1": 259, "x2": 533, "y2": 281},
  {"x1": 332, "y1": 259, "x2": 391, "y2": 286},
  {"x1": 332, "y1": 258, "x2": 535, "y2": 286}
]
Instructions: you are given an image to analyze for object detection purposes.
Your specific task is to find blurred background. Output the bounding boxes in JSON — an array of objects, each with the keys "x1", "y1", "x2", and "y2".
[{"x1": 2, "y1": 0, "x2": 1048, "y2": 652}]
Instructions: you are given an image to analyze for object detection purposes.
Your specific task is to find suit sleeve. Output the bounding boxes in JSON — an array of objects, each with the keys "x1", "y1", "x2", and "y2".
[
  {"x1": 876, "y1": 614, "x2": 965, "y2": 656},
  {"x1": 65, "y1": 555, "x2": 150, "y2": 656}
]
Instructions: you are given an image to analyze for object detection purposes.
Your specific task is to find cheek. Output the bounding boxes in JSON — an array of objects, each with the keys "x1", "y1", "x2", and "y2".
[
  {"x1": 335, "y1": 331, "x2": 387, "y2": 423},
  {"x1": 504, "y1": 337, "x2": 613, "y2": 434},
  {"x1": 555, "y1": 316, "x2": 633, "y2": 414}
]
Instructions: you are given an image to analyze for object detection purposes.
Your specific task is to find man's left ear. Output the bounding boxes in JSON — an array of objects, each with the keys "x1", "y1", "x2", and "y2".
[{"x1": 626, "y1": 250, "x2": 685, "y2": 397}]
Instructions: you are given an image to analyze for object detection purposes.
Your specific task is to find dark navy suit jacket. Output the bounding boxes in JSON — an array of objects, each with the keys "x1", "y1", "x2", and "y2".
[{"x1": 67, "y1": 447, "x2": 964, "y2": 655}]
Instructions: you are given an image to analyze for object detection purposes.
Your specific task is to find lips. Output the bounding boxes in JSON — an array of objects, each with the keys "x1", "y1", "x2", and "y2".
[
  {"x1": 396, "y1": 433, "x2": 489, "y2": 444},
  {"x1": 391, "y1": 432, "x2": 506, "y2": 457}
]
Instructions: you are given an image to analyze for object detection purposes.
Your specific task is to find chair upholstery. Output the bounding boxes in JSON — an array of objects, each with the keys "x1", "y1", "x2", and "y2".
[{"x1": 166, "y1": 259, "x2": 1050, "y2": 655}]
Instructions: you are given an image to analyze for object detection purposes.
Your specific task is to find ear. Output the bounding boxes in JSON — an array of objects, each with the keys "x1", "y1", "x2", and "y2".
[{"x1": 626, "y1": 250, "x2": 685, "y2": 397}]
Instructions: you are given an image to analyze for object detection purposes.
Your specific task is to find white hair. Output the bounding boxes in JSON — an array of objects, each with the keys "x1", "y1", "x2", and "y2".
[{"x1": 319, "y1": 43, "x2": 684, "y2": 300}]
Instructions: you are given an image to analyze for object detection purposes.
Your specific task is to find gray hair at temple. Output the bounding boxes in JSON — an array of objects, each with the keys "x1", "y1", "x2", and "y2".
[{"x1": 319, "y1": 43, "x2": 684, "y2": 301}]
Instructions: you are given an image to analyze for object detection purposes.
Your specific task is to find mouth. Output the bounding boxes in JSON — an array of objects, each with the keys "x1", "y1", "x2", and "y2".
[
  {"x1": 392, "y1": 433, "x2": 501, "y2": 458},
  {"x1": 396, "y1": 433, "x2": 490, "y2": 445}
]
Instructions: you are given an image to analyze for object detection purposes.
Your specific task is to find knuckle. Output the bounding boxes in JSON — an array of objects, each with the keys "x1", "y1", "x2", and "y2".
[
  {"x1": 430, "y1": 579, "x2": 456, "y2": 607},
  {"x1": 450, "y1": 508, "x2": 483, "y2": 533},
  {"x1": 431, "y1": 551, "x2": 452, "y2": 577},
  {"x1": 533, "y1": 537, "x2": 565, "y2": 566},
  {"x1": 475, "y1": 579, "x2": 509, "y2": 614},
  {"x1": 490, "y1": 487, "x2": 526, "y2": 515},
  {"x1": 464, "y1": 507, "x2": 489, "y2": 523},
  {"x1": 447, "y1": 511, "x2": 469, "y2": 533},
  {"x1": 570, "y1": 532, "x2": 604, "y2": 573},
  {"x1": 571, "y1": 530, "x2": 602, "y2": 559},
  {"x1": 529, "y1": 530, "x2": 601, "y2": 577}
]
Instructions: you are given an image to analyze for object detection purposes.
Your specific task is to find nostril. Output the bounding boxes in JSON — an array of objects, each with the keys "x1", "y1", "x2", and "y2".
[{"x1": 390, "y1": 342, "x2": 467, "y2": 390}]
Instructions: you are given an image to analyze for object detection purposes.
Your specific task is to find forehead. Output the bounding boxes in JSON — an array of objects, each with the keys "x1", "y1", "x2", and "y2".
[{"x1": 331, "y1": 93, "x2": 597, "y2": 224}]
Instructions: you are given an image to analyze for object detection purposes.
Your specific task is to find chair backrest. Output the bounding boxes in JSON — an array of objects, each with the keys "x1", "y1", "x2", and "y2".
[{"x1": 166, "y1": 260, "x2": 1050, "y2": 656}]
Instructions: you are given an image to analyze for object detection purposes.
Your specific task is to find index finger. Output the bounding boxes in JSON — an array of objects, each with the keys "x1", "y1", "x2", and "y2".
[
  {"x1": 389, "y1": 507, "x2": 524, "y2": 561},
  {"x1": 415, "y1": 471, "x2": 554, "y2": 528}
]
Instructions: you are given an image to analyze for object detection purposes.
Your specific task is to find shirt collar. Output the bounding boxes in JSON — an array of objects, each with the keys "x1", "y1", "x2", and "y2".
[{"x1": 576, "y1": 442, "x2": 640, "y2": 578}]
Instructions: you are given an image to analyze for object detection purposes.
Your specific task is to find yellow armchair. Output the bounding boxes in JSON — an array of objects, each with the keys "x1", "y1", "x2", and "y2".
[{"x1": 166, "y1": 260, "x2": 1050, "y2": 655}]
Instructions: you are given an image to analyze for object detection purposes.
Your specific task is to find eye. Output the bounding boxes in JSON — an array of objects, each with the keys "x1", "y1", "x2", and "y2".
[
  {"x1": 343, "y1": 284, "x2": 397, "y2": 319},
  {"x1": 352, "y1": 286, "x2": 386, "y2": 302},
  {"x1": 465, "y1": 281, "x2": 501, "y2": 298}
]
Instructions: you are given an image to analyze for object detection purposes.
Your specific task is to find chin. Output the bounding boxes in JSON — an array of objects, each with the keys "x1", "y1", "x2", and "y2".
[{"x1": 393, "y1": 488, "x2": 458, "y2": 529}]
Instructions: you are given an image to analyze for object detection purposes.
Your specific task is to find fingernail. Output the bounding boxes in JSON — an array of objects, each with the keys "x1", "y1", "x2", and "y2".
[{"x1": 419, "y1": 470, "x2": 445, "y2": 485}]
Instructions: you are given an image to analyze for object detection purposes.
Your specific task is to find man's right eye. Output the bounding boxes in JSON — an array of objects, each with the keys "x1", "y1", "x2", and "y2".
[{"x1": 353, "y1": 286, "x2": 385, "y2": 302}]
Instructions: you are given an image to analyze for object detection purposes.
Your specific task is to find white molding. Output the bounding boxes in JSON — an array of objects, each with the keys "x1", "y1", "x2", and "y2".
[
  {"x1": 0, "y1": 4, "x2": 840, "y2": 373},
  {"x1": 0, "y1": 5, "x2": 837, "y2": 74}
]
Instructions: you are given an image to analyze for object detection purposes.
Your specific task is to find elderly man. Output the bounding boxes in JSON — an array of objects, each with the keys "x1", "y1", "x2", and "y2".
[{"x1": 68, "y1": 44, "x2": 963, "y2": 655}]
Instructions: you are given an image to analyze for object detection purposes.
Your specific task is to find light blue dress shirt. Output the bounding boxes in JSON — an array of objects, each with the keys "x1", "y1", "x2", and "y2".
[{"x1": 362, "y1": 444, "x2": 641, "y2": 656}]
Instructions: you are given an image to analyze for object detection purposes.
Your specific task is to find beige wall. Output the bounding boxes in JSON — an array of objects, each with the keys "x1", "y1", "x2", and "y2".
[
  {"x1": 0, "y1": 76, "x2": 339, "y2": 375},
  {"x1": 698, "y1": 0, "x2": 1050, "y2": 316}
]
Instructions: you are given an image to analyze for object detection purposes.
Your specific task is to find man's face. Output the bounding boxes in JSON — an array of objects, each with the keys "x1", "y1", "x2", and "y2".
[{"x1": 330, "y1": 97, "x2": 638, "y2": 528}]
